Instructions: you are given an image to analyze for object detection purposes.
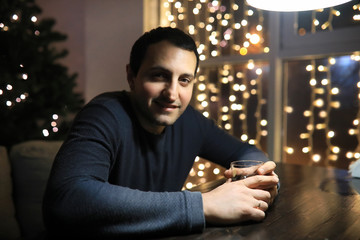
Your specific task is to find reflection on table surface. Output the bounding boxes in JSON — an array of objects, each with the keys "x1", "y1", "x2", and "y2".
[{"x1": 161, "y1": 163, "x2": 360, "y2": 240}]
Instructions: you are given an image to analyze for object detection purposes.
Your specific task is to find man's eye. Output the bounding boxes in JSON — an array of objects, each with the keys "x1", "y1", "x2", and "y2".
[
  {"x1": 151, "y1": 73, "x2": 167, "y2": 81},
  {"x1": 179, "y1": 78, "x2": 191, "y2": 85}
]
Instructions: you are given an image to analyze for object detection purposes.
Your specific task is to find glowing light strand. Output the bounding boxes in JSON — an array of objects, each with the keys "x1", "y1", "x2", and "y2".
[
  {"x1": 308, "y1": 59, "x2": 316, "y2": 164},
  {"x1": 255, "y1": 69, "x2": 263, "y2": 149},
  {"x1": 324, "y1": 59, "x2": 335, "y2": 163}
]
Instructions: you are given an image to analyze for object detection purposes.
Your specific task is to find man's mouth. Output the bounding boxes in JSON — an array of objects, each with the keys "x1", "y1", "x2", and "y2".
[{"x1": 154, "y1": 100, "x2": 180, "y2": 110}]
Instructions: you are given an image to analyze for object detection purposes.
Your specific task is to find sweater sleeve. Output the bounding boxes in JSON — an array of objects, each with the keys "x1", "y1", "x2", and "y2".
[
  {"x1": 43, "y1": 179, "x2": 204, "y2": 238},
  {"x1": 42, "y1": 95, "x2": 205, "y2": 238}
]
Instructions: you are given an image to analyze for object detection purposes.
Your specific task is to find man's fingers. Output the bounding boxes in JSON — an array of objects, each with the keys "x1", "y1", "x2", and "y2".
[
  {"x1": 257, "y1": 161, "x2": 276, "y2": 175},
  {"x1": 242, "y1": 174, "x2": 279, "y2": 189},
  {"x1": 252, "y1": 189, "x2": 271, "y2": 203}
]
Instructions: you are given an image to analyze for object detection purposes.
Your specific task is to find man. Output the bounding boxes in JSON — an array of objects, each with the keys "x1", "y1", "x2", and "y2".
[{"x1": 43, "y1": 27, "x2": 279, "y2": 239}]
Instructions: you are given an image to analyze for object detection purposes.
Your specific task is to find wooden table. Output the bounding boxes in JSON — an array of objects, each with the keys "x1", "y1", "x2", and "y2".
[{"x1": 162, "y1": 163, "x2": 360, "y2": 240}]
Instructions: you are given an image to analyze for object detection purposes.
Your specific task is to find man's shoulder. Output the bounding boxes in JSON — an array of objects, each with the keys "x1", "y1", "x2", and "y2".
[
  {"x1": 176, "y1": 105, "x2": 216, "y2": 131},
  {"x1": 181, "y1": 105, "x2": 210, "y2": 122},
  {"x1": 91, "y1": 91, "x2": 129, "y2": 105},
  {"x1": 80, "y1": 91, "x2": 133, "y2": 121}
]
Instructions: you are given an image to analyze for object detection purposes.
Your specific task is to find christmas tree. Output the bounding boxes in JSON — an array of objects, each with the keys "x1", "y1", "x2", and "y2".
[{"x1": 0, "y1": 0, "x2": 84, "y2": 148}]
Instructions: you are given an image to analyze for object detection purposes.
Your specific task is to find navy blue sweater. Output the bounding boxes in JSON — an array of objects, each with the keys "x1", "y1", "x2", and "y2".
[{"x1": 43, "y1": 91, "x2": 268, "y2": 238}]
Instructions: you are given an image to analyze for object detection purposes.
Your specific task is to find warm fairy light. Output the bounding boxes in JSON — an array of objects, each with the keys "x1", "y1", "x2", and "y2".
[
  {"x1": 221, "y1": 115, "x2": 229, "y2": 121},
  {"x1": 332, "y1": 146, "x2": 340, "y2": 154},
  {"x1": 330, "y1": 101, "x2": 341, "y2": 108},
  {"x1": 286, "y1": 147, "x2": 294, "y2": 154},
  {"x1": 321, "y1": 78, "x2": 329, "y2": 85},
  {"x1": 240, "y1": 47, "x2": 248, "y2": 55},
  {"x1": 312, "y1": 154, "x2": 321, "y2": 162},
  {"x1": 241, "y1": 134, "x2": 248, "y2": 141},
  {"x1": 329, "y1": 58, "x2": 336, "y2": 65},
  {"x1": 250, "y1": 34, "x2": 261, "y2": 44},
  {"x1": 247, "y1": 60, "x2": 255, "y2": 69},
  {"x1": 197, "y1": 93, "x2": 206, "y2": 102},
  {"x1": 222, "y1": 106, "x2": 229, "y2": 112},
  {"x1": 317, "y1": 65, "x2": 324, "y2": 71},
  {"x1": 198, "y1": 83, "x2": 206, "y2": 91},
  {"x1": 302, "y1": 147, "x2": 310, "y2": 153},
  {"x1": 316, "y1": 123, "x2": 326, "y2": 130},
  {"x1": 306, "y1": 65, "x2": 314, "y2": 71},
  {"x1": 285, "y1": 106, "x2": 294, "y2": 113},
  {"x1": 319, "y1": 111, "x2": 327, "y2": 118},
  {"x1": 256, "y1": 68, "x2": 263, "y2": 75},
  {"x1": 346, "y1": 151, "x2": 354, "y2": 158},
  {"x1": 42, "y1": 129, "x2": 49, "y2": 137},
  {"x1": 349, "y1": 129, "x2": 357, "y2": 135},
  {"x1": 201, "y1": 101, "x2": 208, "y2": 107},
  {"x1": 304, "y1": 110, "x2": 312, "y2": 117},
  {"x1": 327, "y1": 131, "x2": 335, "y2": 138},
  {"x1": 198, "y1": 163, "x2": 205, "y2": 170},
  {"x1": 12, "y1": 14, "x2": 19, "y2": 21},
  {"x1": 213, "y1": 168, "x2": 220, "y2": 175},
  {"x1": 331, "y1": 87, "x2": 339, "y2": 94},
  {"x1": 314, "y1": 99, "x2": 324, "y2": 107}
]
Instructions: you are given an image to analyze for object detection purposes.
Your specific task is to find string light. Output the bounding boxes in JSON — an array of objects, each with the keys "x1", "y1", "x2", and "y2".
[
  {"x1": 164, "y1": 0, "x2": 360, "y2": 186},
  {"x1": 1, "y1": 11, "x2": 65, "y2": 139},
  {"x1": 286, "y1": 55, "x2": 360, "y2": 166}
]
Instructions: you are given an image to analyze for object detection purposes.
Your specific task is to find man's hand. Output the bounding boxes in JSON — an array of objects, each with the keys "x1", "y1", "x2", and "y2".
[
  {"x1": 201, "y1": 161, "x2": 279, "y2": 225},
  {"x1": 202, "y1": 174, "x2": 279, "y2": 225},
  {"x1": 225, "y1": 161, "x2": 279, "y2": 205}
]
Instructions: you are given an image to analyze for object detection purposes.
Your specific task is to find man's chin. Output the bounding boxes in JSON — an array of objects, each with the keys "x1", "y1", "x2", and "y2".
[{"x1": 153, "y1": 115, "x2": 178, "y2": 126}]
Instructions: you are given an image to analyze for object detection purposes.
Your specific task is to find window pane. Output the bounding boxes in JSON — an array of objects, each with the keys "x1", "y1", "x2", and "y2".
[
  {"x1": 284, "y1": 55, "x2": 360, "y2": 169},
  {"x1": 185, "y1": 61, "x2": 269, "y2": 188},
  {"x1": 297, "y1": 1, "x2": 360, "y2": 35},
  {"x1": 194, "y1": 62, "x2": 269, "y2": 148},
  {"x1": 163, "y1": 0, "x2": 269, "y2": 58}
]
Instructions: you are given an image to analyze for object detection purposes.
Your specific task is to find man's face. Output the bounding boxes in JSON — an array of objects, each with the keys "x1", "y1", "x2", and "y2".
[{"x1": 127, "y1": 40, "x2": 197, "y2": 134}]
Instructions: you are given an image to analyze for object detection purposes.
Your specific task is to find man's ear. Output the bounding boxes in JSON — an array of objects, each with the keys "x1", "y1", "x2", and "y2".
[{"x1": 126, "y1": 64, "x2": 135, "y2": 91}]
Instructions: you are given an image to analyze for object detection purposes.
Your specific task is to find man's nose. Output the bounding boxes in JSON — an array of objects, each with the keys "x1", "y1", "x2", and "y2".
[{"x1": 162, "y1": 80, "x2": 178, "y2": 101}]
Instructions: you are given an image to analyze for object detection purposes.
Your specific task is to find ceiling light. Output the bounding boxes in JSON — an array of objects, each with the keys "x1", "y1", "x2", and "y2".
[{"x1": 246, "y1": 0, "x2": 353, "y2": 12}]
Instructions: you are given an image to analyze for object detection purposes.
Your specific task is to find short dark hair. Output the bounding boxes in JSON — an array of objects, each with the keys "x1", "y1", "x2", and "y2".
[{"x1": 129, "y1": 27, "x2": 199, "y2": 76}]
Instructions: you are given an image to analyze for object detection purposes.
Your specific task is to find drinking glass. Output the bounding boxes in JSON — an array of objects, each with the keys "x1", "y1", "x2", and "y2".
[{"x1": 230, "y1": 160, "x2": 264, "y2": 181}]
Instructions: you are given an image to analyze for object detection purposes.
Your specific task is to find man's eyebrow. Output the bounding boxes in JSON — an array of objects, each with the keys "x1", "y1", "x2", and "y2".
[
  {"x1": 148, "y1": 66, "x2": 171, "y2": 73},
  {"x1": 149, "y1": 66, "x2": 195, "y2": 78},
  {"x1": 180, "y1": 73, "x2": 195, "y2": 79}
]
